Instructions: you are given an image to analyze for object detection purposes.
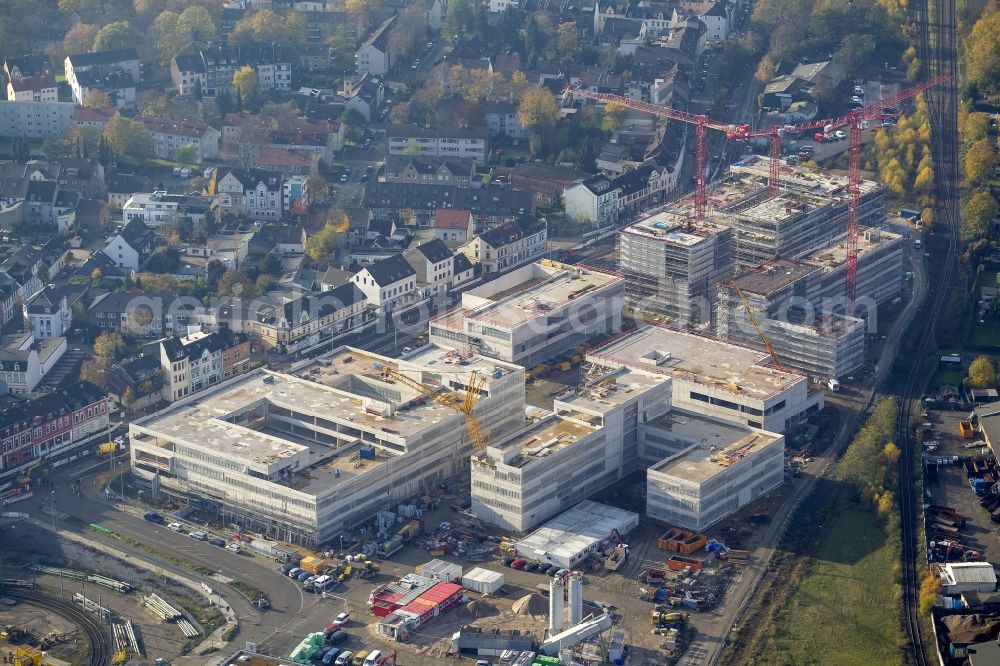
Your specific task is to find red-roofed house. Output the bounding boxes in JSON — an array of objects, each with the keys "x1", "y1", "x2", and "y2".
[
  {"x1": 6, "y1": 75, "x2": 57, "y2": 103},
  {"x1": 255, "y1": 148, "x2": 318, "y2": 174},
  {"x1": 432, "y1": 209, "x2": 473, "y2": 247},
  {"x1": 72, "y1": 105, "x2": 118, "y2": 130}
]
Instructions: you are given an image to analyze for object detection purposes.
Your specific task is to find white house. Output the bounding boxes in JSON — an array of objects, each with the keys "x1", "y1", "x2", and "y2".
[
  {"x1": 460, "y1": 216, "x2": 547, "y2": 275},
  {"x1": 356, "y1": 15, "x2": 396, "y2": 76},
  {"x1": 214, "y1": 168, "x2": 284, "y2": 221},
  {"x1": 564, "y1": 163, "x2": 676, "y2": 226},
  {"x1": 64, "y1": 49, "x2": 140, "y2": 109},
  {"x1": 102, "y1": 218, "x2": 156, "y2": 272},
  {"x1": 123, "y1": 192, "x2": 212, "y2": 228},
  {"x1": 23, "y1": 286, "x2": 70, "y2": 339},
  {"x1": 138, "y1": 117, "x2": 220, "y2": 164},
  {"x1": 404, "y1": 239, "x2": 454, "y2": 300},
  {"x1": 351, "y1": 253, "x2": 417, "y2": 312}
]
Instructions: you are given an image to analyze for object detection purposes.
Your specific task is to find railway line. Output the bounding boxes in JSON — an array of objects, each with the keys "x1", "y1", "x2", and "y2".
[
  {"x1": 0, "y1": 586, "x2": 112, "y2": 666},
  {"x1": 898, "y1": 0, "x2": 960, "y2": 660}
]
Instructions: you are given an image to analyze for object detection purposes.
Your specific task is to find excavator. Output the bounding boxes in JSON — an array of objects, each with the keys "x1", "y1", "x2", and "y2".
[
  {"x1": 379, "y1": 367, "x2": 492, "y2": 466},
  {"x1": 16, "y1": 461, "x2": 43, "y2": 487}
]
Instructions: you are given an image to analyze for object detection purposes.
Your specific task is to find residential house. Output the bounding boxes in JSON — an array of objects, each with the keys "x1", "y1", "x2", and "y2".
[
  {"x1": 404, "y1": 239, "x2": 454, "y2": 299},
  {"x1": 344, "y1": 74, "x2": 384, "y2": 122},
  {"x1": 183, "y1": 233, "x2": 254, "y2": 269},
  {"x1": 3, "y1": 55, "x2": 53, "y2": 85},
  {"x1": 64, "y1": 49, "x2": 141, "y2": 109},
  {"x1": 351, "y1": 253, "x2": 418, "y2": 313},
  {"x1": 564, "y1": 162, "x2": 676, "y2": 225},
  {"x1": 432, "y1": 209, "x2": 473, "y2": 247},
  {"x1": 23, "y1": 286, "x2": 70, "y2": 338},
  {"x1": 356, "y1": 15, "x2": 397, "y2": 76},
  {"x1": 170, "y1": 43, "x2": 293, "y2": 97},
  {"x1": 106, "y1": 354, "x2": 162, "y2": 411},
  {"x1": 71, "y1": 105, "x2": 117, "y2": 131},
  {"x1": 214, "y1": 168, "x2": 285, "y2": 221},
  {"x1": 159, "y1": 329, "x2": 252, "y2": 402},
  {"x1": 460, "y1": 216, "x2": 547, "y2": 275},
  {"x1": 106, "y1": 173, "x2": 150, "y2": 209},
  {"x1": 264, "y1": 119, "x2": 343, "y2": 163},
  {"x1": 481, "y1": 101, "x2": 529, "y2": 140},
  {"x1": 0, "y1": 381, "x2": 108, "y2": 481},
  {"x1": 283, "y1": 175, "x2": 310, "y2": 212},
  {"x1": 102, "y1": 218, "x2": 156, "y2": 272},
  {"x1": 137, "y1": 117, "x2": 220, "y2": 163},
  {"x1": 6, "y1": 74, "x2": 58, "y2": 103},
  {"x1": 383, "y1": 156, "x2": 475, "y2": 188},
  {"x1": 364, "y1": 183, "x2": 534, "y2": 227},
  {"x1": 123, "y1": 192, "x2": 212, "y2": 227},
  {"x1": 253, "y1": 225, "x2": 307, "y2": 255},
  {"x1": 696, "y1": 0, "x2": 736, "y2": 41},
  {"x1": 255, "y1": 148, "x2": 317, "y2": 175},
  {"x1": 22, "y1": 158, "x2": 105, "y2": 199},
  {"x1": 238, "y1": 285, "x2": 372, "y2": 352},
  {"x1": 73, "y1": 252, "x2": 133, "y2": 282},
  {"x1": 386, "y1": 125, "x2": 490, "y2": 163},
  {"x1": 452, "y1": 252, "x2": 476, "y2": 288},
  {"x1": 89, "y1": 291, "x2": 175, "y2": 337}
]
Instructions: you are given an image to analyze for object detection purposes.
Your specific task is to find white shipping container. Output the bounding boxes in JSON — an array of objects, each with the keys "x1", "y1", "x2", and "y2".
[
  {"x1": 462, "y1": 567, "x2": 505, "y2": 594},
  {"x1": 418, "y1": 558, "x2": 463, "y2": 582}
]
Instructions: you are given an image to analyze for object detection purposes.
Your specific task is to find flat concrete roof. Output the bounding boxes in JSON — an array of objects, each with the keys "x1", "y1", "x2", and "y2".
[
  {"x1": 460, "y1": 262, "x2": 623, "y2": 329},
  {"x1": 516, "y1": 500, "x2": 639, "y2": 563},
  {"x1": 622, "y1": 210, "x2": 730, "y2": 245},
  {"x1": 494, "y1": 415, "x2": 599, "y2": 467},
  {"x1": 554, "y1": 366, "x2": 668, "y2": 422},
  {"x1": 646, "y1": 409, "x2": 781, "y2": 483},
  {"x1": 729, "y1": 156, "x2": 882, "y2": 198},
  {"x1": 587, "y1": 325, "x2": 805, "y2": 400}
]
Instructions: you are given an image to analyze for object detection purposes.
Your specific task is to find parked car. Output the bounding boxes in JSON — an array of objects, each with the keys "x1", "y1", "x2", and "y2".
[
  {"x1": 287, "y1": 567, "x2": 303, "y2": 578},
  {"x1": 281, "y1": 563, "x2": 295, "y2": 575},
  {"x1": 335, "y1": 612, "x2": 350, "y2": 623},
  {"x1": 143, "y1": 512, "x2": 165, "y2": 524},
  {"x1": 209, "y1": 538, "x2": 226, "y2": 547},
  {"x1": 296, "y1": 571, "x2": 311, "y2": 582},
  {"x1": 168, "y1": 522, "x2": 184, "y2": 532},
  {"x1": 189, "y1": 530, "x2": 207, "y2": 540},
  {"x1": 352, "y1": 652, "x2": 369, "y2": 666},
  {"x1": 545, "y1": 565, "x2": 560, "y2": 576},
  {"x1": 833, "y1": 130, "x2": 847, "y2": 140},
  {"x1": 335, "y1": 651, "x2": 354, "y2": 666},
  {"x1": 328, "y1": 630, "x2": 348, "y2": 645},
  {"x1": 227, "y1": 542, "x2": 242, "y2": 553},
  {"x1": 510, "y1": 558, "x2": 526, "y2": 569}
]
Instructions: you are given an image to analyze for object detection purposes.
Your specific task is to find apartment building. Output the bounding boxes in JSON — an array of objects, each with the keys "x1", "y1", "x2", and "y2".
[
  {"x1": 459, "y1": 216, "x2": 547, "y2": 275},
  {"x1": 23, "y1": 286, "x2": 70, "y2": 339},
  {"x1": 214, "y1": 168, "x2": 285, "y2": 221},
  {"x1": 64, "y1": 49, "x2": 140, "y2": 109},
  {"x1": 102, "y1": 219, "x2": 156, "y2": 272},
  {"x1": 128, "y1": 347, "x2": 525, "y2": 546},
  {"x1": 159, "y1": 329, "x2": 252, "y2": 402},
  {"x1": 403, "y1": 239, "x2": 454, "y2": 299},
  {"x1": 564, "y1": 163, "x2": 677, "y2": 226},
  {"x1": 0, "y1": 381, "x2": 109, "y2": 482},
  {"x1": 364, "y1": 183, "x2": 534, "y2": 227},
  {"x1": 355, "y1": 15, "x2": 396, "y2": 76},
  {"x1": 351, "y1": 254, "x2": 418, "y2": 313},
  {"x1": 137, "y1": 117, "x2": 220, "y2": 164},
  {"x1": 123, "y1": 192, "x2": 212, "y2": 227},
  {"x1": 430, "y1": 261, "x2": 625, "y2": 367},
  {"x1": 170, "y1": 43, "x2": 293, "y2": 97},
  {"x1": 383, "y1": 156, "x2": 475, "y2": 188},
  {"x1": 0, "y1": 101, "x2": 75, "y2": 139},
  {"x1": 387, "y1": 125, "x2": 490, "y2": 163}
]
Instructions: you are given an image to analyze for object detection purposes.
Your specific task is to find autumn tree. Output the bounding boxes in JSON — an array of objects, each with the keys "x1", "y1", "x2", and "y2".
[
  {"x1": 305, "y1": 214, "x2": 348, "y2": 261},
  {"x1": 103, "y1": 115, "x2": 154, "y2": 162},
  {"x1": 230, "y1": 9, "x2": 307, "y2": 45},
  {"x1": 346, "y1": 0, "x2": 381, "y2": 31},
  {"x1": 94, "y1": 330, "x2": 126, "y2": 359},
  {"x1": 83, "y1": 90, "x2": 112, "y2": 108},
  {"x1": 232, "y1": 66, "x2": 259, "y2": 108},
  {"x1": 63, "y1": 23, "x2": 98, "y2": 54},
  {"x1": 969, "y1": 355, "x2": 997, "y2": 388},
  {"x1": 443, "y1": 0, "x2": 478, "y2": 40},
  {"x1": 963, "y1": 139, "x2": 997, "y2": 187},
  {"x1": 754, "y1": 56, "x2": 777, "y2": 83},
  {"x1": 80, "y1": 356, "x2": 112, "y2": 390},
  {"x1": 217, "y1": 269, "x2": 255, "y2": 297},
  {"x1": 966, "y1": 6, "x2": 1000, "y2": 101},
  {"x1": 601, "y1": 102, "x2": 626, "y2": 133},
  {"x1": 919, "y1": 571, "x2": 942, "y2": 615},
  {"x1": 66, "y1": 125, "x2": 102, "y2": 158},
  {"x1": 92, "y1": 20, "x2": 140, "y2": 52},
  {"x1": 389, "y1": 4, "x2": 429, "y2": 61},
  {"x1": 176, "y1": 5, "x2": 217, "y2": 41},
  {"x1": 962, "y1": 190, "x2": 999, "y2": 239},
  {"x1": 518, "y1": 88, "x2": 560, "y2": 155}
]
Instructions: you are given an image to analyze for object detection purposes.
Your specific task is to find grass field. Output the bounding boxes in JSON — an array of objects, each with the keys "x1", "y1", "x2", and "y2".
[
  {"x1": 929, "y1": 367, "x2": 965, "y2": 388},
  {"x1": 763, "y1": 495, "x2": 902, "y2": 666}
]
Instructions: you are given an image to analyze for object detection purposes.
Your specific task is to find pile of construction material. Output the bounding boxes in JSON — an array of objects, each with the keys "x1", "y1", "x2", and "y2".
[
  {"x1": 141, "y1": 593, "x2": 199, "y2": 638},
  {"x1": 111, "y1": 620, "x2": 142, "y2": 657}
]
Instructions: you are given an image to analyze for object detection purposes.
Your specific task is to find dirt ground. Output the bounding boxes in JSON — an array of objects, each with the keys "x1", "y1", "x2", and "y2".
[
  {"x1": 0, "y1": 600, "x2": 85, "y2": 664},
  {"x1": 923, "y1": 408, "x2": 1000, "y2": 560},
  {"x1": 253, "y1": 479, "x2": 788, "y2": 666},
  {"x1": 0, "y1": 529, "x2": 219, "y2": 661}
]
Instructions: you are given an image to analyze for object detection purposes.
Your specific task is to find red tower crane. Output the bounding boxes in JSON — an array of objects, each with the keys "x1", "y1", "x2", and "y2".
[{"x1": 569, "y1": 74, "x2": 950, "y2": 299}]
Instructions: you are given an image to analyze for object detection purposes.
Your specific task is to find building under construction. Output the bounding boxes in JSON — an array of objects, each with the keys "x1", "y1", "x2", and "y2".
[
  {"x1": 618, "y1": 159, "x2": 888, "y2": 322},
  {"x1": 715, "y1": 227, "x2": 905, "y2": 379}
]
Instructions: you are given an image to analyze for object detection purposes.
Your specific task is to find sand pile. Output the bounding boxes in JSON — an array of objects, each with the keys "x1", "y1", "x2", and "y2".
[
  {"x1": 460, "y1": 600, "x2": 498, "y2": 619},
  {"x1": 512, "y1": 593, "x2": 547, "y2": 617}
]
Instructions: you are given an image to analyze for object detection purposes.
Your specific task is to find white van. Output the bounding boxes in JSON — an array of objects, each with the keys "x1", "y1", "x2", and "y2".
[
  {"x1": 364, "y1": 651, "x2": 382, "y2": 666},
  {"x1": 335, "y1": 652, "x2": 354, "y2": 666}
]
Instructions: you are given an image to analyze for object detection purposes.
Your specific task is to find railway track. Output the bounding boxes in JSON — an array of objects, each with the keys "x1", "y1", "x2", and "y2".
[
  {"x1": 0, "y1": 587, "x2": 112, "y2": 666},
  {"x1": 899, "y1": 0, "x2": 960, "y2": 661}
]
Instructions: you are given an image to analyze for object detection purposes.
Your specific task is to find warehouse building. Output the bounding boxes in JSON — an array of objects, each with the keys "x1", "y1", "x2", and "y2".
[
  {"x1": 585, "y1": 324, "x2": 822, "y2": 432},
  {"x1": 715, "y1": 227, "x2": 904, "y2": 379},
  {"x1": 429, "y1": 261, "x2": 625, "y2": 367},
  {"x1": 513, "y1": 501, "x2": 640, "y2": 569},
  {"x1": 644, "y1": 411, "x2": 785, "y2": 530},
  {"x1": 129, "y1": 346, "x2": 524, "y2": 546}
]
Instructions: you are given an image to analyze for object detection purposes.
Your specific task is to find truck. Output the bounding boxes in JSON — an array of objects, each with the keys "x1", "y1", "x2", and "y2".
[
  {"x1": 300, "y1": 556, "x2": 327, "y2": 575},
  {"x1": 397, "y1": 519, "x2": 424, "y2": 542},
  {"x1": 650, "y1": 611, "x2": 689, "y2": 626},
  {"x1": 376, "y1": 536, "x2": 403, "y2": 558},
  {"x1": 96, "y1": 442, "x2": 122, "y2": 455}
]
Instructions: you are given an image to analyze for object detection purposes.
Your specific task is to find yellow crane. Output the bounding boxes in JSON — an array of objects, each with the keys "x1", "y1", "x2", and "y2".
[
  {"x1": 729, "y1": 281, "x2": 787, "y2": 372},
  {"x1": 16, "y1": 461, "x2": 43, "y2": 486},
  {"x1": 379, "y1": 367, "x2": 492, "y2": 464}
]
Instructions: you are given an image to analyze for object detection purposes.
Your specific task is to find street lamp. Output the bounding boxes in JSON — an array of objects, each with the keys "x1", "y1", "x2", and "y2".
[{"x1": 50, "y1": 490, "x2": 55, "y2": 533}]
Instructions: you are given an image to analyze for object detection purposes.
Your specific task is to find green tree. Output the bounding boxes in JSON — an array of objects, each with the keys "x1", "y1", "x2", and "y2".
[
  {"x1": 341, "y1": 108, "x2": 367, "y2": 143},
  {"x1": 969, "y1": 355, "x2": 997, "y2": 388},
  {"x1": 83, "y1": 90, "x2": 112, "y2": 108},
  {"x1": 259, "y1": 252, "x2": 283, "y2": 276},
  {"x1": 93, "y1": 330, "x2": 126, "y2": 359},
  {"x1": 443, "y1": 0, "x2": 477, "y2": 40},
  {"x1": 553, "y1": 22, "x2": 580, "y2": 62},
  {"x1": 173, "y1": 144, "x2": 198, "y2": 165},
  {"x1": 103, "y1": 115, "x2": 154, "y2": 162},
  {"x1": 66, "y1": 125, "x2": 102, "y2": 158},
  {"x1": 261, "y1": 101, "x2": 300, "y2": 128},
  {"x1": 402, "y1": 138, "x2": 422, "y2": 156},
  {"x1": 176, "y1": 5, "x2": 216, "y2": 41},
  {"x1": 964, "y1": 139, "x2": 997, "y2": 187},
  {"x1": 962, "y1": 190, "x2": 999, "y2": 238},
  {"x1": 833, "y1": 33, "x2": 876, "y2": 74},
  {"x1": 92, "y1": 20, "x2": 140, "y2": 52}
]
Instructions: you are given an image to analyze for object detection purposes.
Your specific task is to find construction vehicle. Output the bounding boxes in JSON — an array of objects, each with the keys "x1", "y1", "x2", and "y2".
[
  {"x1": 960, "y1": 420, "x2": 975, "y2": 439},
  {"x1": 650, "y1": 610, "x2": 689, "y2": 627},
  {"x1": 729, "y1": 281, "x2": 787, "y2": 372},
  {"x1": 13, "y1": 646, "x2": 42, "y2": 666},
  {"x1": 15, "y1": 462, "x2": 43, "y2": 486},
  {"x1": 1, "y1": 625, "x2": 28, "y2": 642},
  {"x1": 380, "y1": 367, "x2": 490, "y2": 466}
]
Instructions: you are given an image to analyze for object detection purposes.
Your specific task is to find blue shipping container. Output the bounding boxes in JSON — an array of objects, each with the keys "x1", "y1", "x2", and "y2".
[{"x1": 360, "y1": 445, "x2": 376, "y2": 460}]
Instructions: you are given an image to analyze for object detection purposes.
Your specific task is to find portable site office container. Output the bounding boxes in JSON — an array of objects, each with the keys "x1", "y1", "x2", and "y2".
[{"x1": 462, "y1": 567, "x2": 505, "y2": 595}]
